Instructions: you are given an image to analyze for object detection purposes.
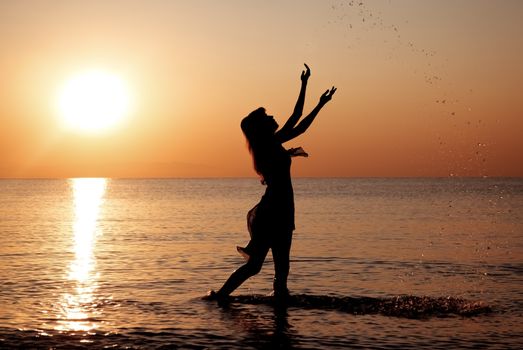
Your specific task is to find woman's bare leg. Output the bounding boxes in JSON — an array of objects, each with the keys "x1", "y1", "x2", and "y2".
[
  {"x1": 217, "y1": 245, "x2": 269, "y2": 297},
  {"x1": 271, "y1": 230, "x2": 293, "y2": 297}
]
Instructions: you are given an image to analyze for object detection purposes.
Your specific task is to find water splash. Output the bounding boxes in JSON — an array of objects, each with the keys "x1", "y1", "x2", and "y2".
[{"x1": 228, "y1": 294, "x2": 491, "y2": 319}]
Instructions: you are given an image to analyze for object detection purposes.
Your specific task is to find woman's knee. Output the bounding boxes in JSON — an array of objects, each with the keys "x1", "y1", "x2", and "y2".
[{"x1": 244, "y1": 260, "x2": 263, "y2": 276}]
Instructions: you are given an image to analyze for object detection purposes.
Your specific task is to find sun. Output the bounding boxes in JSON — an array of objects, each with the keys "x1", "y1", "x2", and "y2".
[{"x1": 58, "y1": 70, "x2": 131, "y2": 133}]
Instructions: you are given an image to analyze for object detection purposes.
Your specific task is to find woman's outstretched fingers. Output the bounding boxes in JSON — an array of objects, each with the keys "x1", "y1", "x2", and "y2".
[
  {"x1": 301, "y1": 63, "x2": 311, "y2": 81},
  {"x1": 320, "y1": 86, "x2": 336, "y2": 104}
]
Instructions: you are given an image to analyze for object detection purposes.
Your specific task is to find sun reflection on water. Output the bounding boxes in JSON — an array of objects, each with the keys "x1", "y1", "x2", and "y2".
[{"x1": 56, "y1": 178, "x2": 107, "y2": 331}]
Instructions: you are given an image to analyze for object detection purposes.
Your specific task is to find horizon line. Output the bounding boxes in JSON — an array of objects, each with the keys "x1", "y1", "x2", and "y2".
[{"x1": 1, "y1": 175, "x2": 521, "y2": 180}]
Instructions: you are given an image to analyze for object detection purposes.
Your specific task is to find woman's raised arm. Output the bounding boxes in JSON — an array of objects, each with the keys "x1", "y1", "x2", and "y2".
[
  {"x1": 276, "y1": 64, "x2": 310, "y2": 139},
  {"x1": 277, "y1": 86, "x2": 336, "y2": 143}
]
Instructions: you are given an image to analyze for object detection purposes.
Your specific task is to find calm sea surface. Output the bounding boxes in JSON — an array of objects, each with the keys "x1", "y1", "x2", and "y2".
[{"x1": 0, "y1": 178, "x2": 522, "y2": 349}]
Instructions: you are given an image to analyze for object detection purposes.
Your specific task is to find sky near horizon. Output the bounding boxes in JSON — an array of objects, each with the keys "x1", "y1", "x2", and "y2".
[{"x1": 1, "y1": 0, "x2": 522, "y2": 178}]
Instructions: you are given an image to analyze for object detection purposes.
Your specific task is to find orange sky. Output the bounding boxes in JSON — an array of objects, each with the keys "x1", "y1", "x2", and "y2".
[{"x1": 1, "y1": 0, "x2": 522, "y2": 178}]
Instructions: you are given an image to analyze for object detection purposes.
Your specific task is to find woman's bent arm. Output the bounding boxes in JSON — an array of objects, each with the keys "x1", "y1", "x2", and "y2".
[{"x1": 277, "y1": 86, "x2": 336, "y2": 143}]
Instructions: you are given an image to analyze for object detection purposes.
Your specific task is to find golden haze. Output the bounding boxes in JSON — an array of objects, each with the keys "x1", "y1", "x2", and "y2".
[{"x1": 0, "y1": 1, "x2": 522, "y2": 178}]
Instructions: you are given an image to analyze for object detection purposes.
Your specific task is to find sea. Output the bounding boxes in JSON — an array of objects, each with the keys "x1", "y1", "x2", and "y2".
[{"x1": 0, "y1": 178, "x2": 522, "y2": 349}]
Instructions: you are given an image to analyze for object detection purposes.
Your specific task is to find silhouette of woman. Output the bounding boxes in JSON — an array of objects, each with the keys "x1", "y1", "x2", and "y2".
[{"x1": 206, "y1": 64, "x2": 336, "y2": 302}]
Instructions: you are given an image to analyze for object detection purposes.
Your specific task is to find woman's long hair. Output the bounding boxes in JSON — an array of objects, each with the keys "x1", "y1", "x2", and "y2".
[{"x1": 241, "y1": 107, "x2": 275, "y2": 183}]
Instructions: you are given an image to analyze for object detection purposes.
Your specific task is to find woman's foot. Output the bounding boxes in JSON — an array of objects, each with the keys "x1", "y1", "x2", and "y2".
[
  {"x1": 267, "y1": 289, "x2": 291, "y2": 308},
  {"x1": 202, "y1": 290, "x2": 230, "y2": 305},
  {"x1": 202, "y1": 290, "x2": 218, "y2": 300},
  {"x1": 236, "y1": 246, "x2": 250, "y2": 261},
  {"x1": 270, "y1": 288, "x2": 291, "y2": 304}
]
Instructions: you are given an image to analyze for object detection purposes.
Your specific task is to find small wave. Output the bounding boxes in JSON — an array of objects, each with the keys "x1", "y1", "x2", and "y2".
[{"x1": 228, "y1": 294, "x2": 492, "y2": 318}]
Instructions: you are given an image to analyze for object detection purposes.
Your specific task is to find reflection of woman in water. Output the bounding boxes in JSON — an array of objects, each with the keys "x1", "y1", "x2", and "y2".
[{"x1": 207, "y1": 64, "x2": 336, "y2": 302}]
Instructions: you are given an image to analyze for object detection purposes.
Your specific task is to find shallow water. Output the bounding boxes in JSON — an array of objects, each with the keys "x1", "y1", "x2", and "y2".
[{"x1": 0, "y1": 178, "x2": 522, "y2": 349}]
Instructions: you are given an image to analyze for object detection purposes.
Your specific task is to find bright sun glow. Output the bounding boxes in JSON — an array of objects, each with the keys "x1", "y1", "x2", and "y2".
[{"x1": 58, "y1": 70, "x2": 131, "y2": 133}]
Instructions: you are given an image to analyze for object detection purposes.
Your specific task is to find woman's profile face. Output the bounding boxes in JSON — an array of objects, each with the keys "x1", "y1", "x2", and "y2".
[
  {"x1": 242, "y1": 108, "x2": 278, "y2": 140},
  {"x1": 259, "y1": 112, "x2": 278, "y2": 134}
]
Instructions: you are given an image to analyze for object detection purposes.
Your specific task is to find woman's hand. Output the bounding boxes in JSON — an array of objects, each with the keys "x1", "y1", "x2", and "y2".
[
  {"x1": 301, "y1": 63, "x2": 311, "y2": 82},
  {"x1": 319, "y1": 86, "x2": 337, "y2": 105},
  {"x1": 288, "y1": 147, "x2": 309, "y2": 157}
]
